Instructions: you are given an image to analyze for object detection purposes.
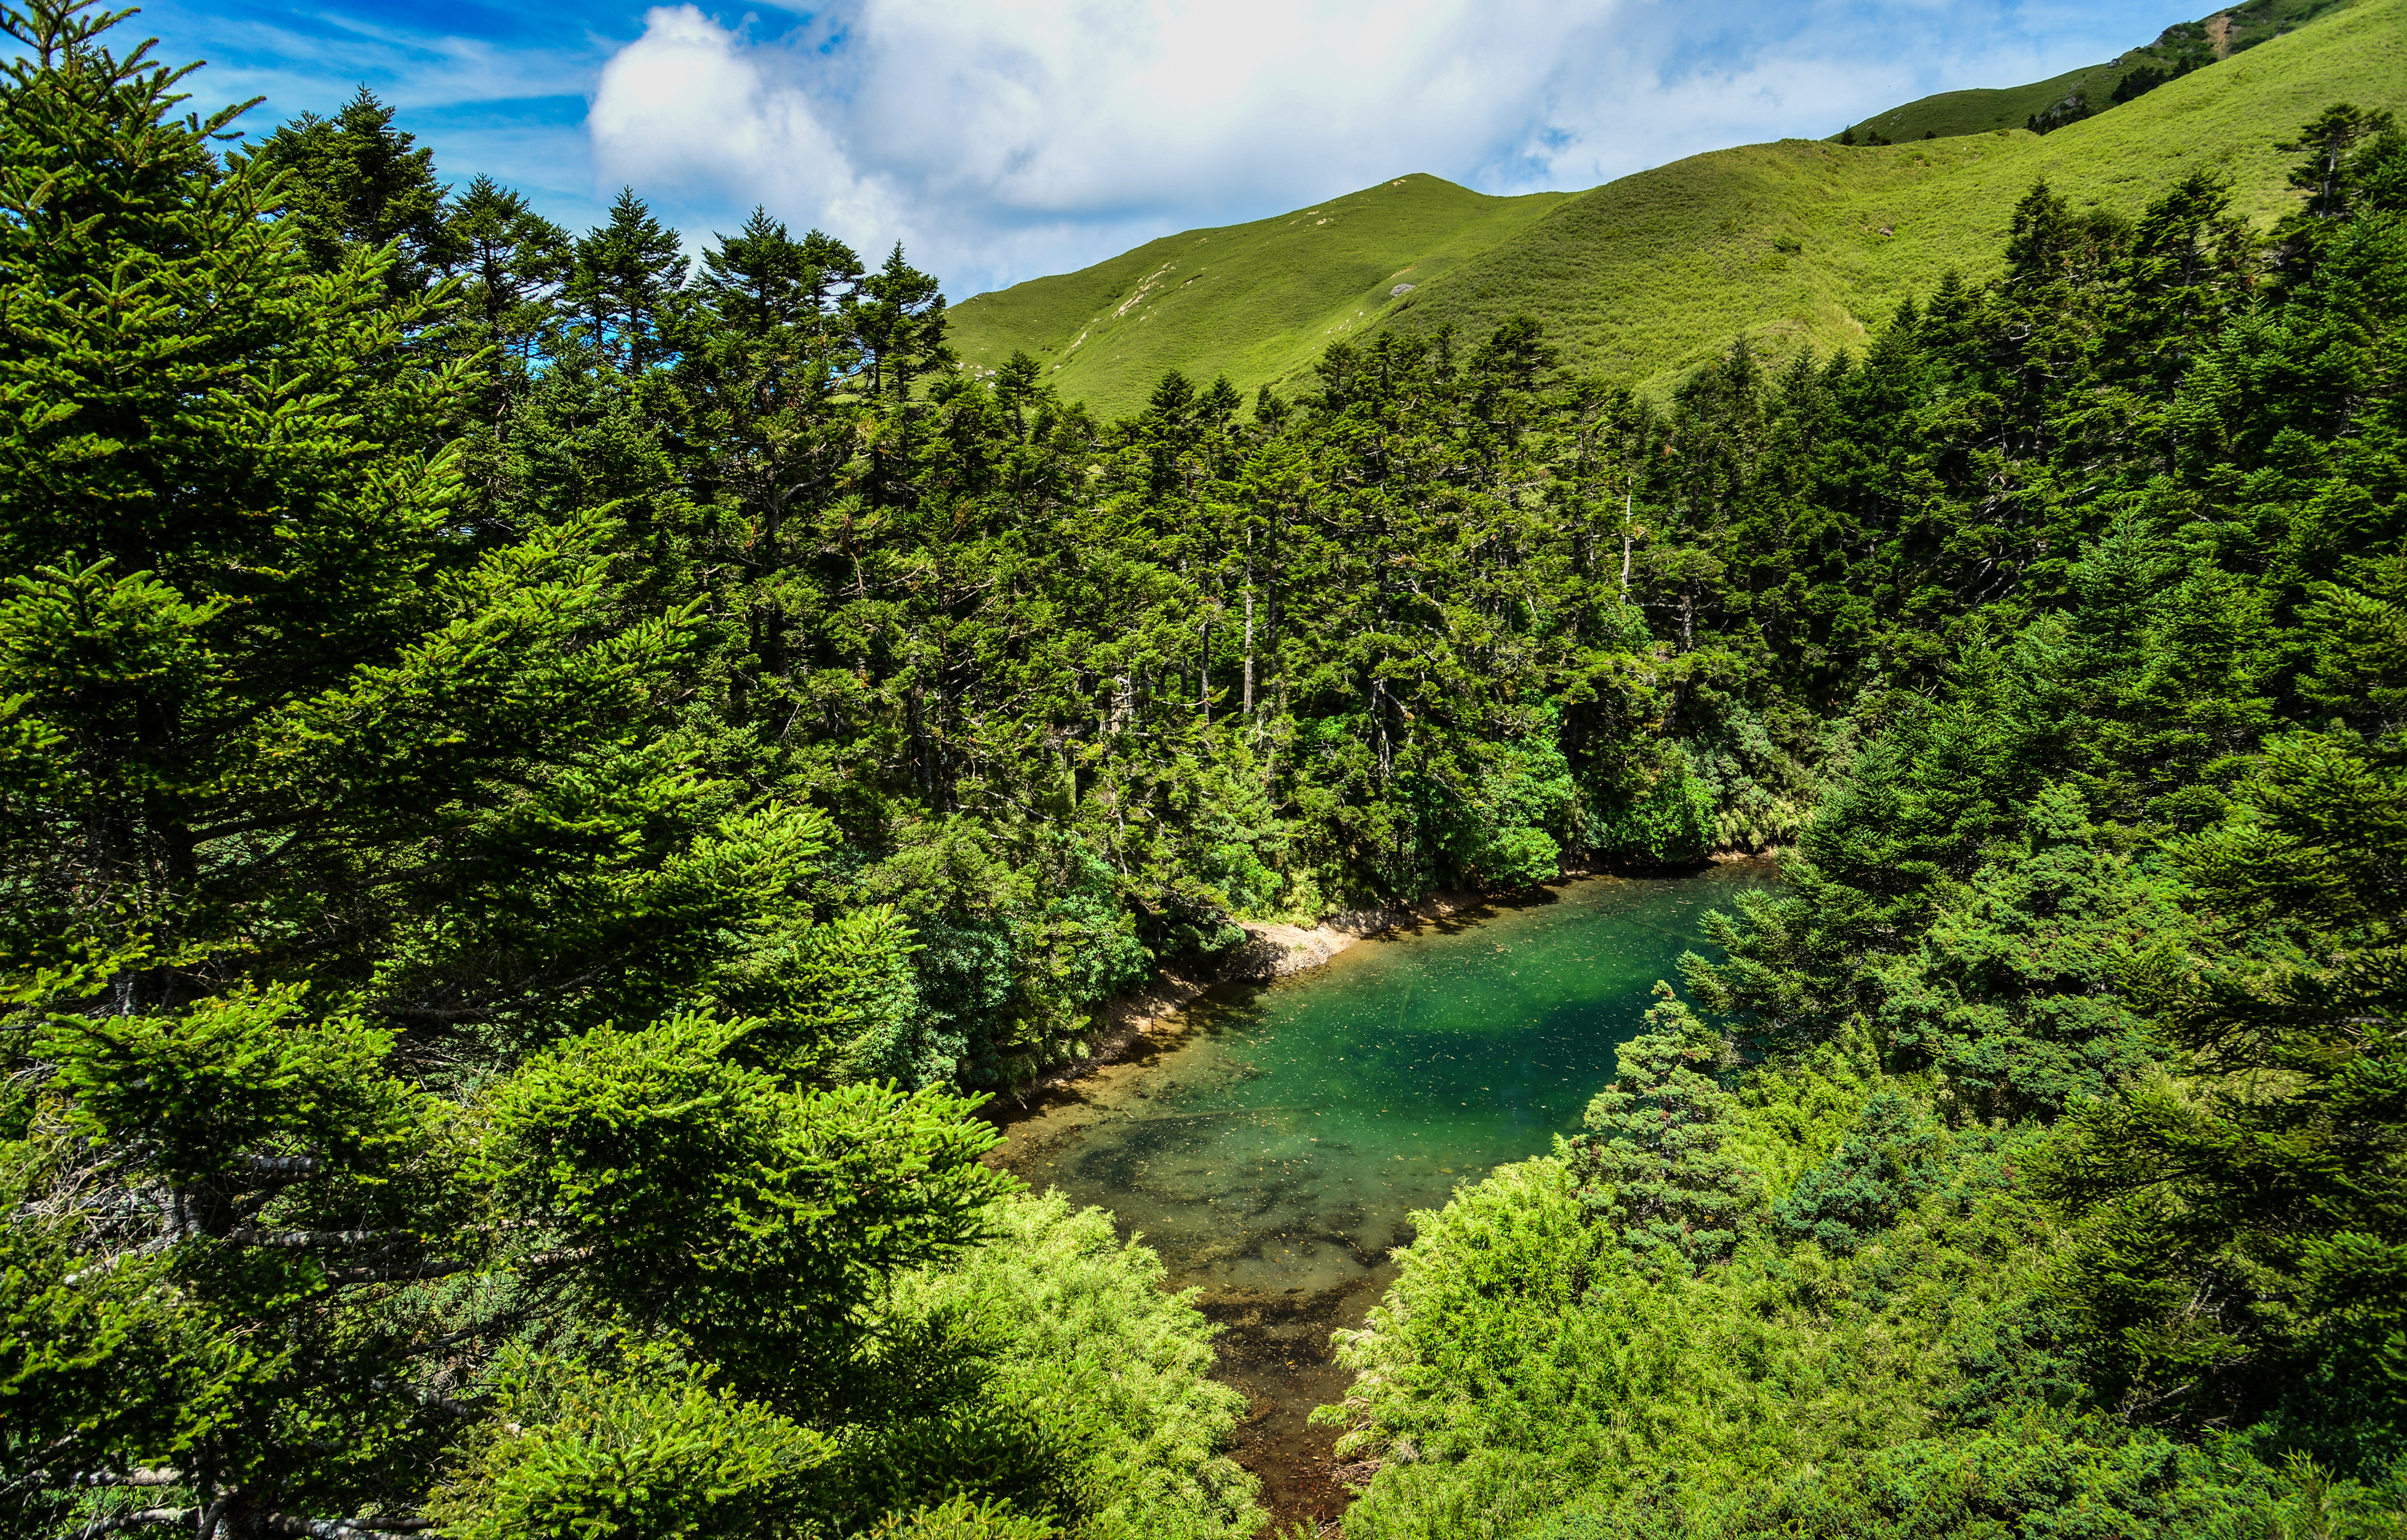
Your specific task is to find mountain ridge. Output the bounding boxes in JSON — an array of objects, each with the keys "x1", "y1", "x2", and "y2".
[
  {"x1": 947, "y1": 175, "x2": 1569, "y2": 411},
  {"x1": 1834, "y1": 0, "x2": 2351, "y2": 143},
  {"x1": 946, "y1": 0, "x2": 2402, "y2": 416}
]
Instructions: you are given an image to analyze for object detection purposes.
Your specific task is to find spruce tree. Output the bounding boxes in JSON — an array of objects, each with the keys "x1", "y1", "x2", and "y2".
[
  {"x1": 250, "y1": 86, "x2": 465, "y2": 295},
  {"x1": 1559, "y1": 983, "x2": 1761, "y2": 1271}
]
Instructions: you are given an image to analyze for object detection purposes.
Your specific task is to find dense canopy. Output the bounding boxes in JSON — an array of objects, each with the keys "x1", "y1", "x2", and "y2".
[{"x1": 3, "y1": 0, "x2": 2404, "y2": 1534}]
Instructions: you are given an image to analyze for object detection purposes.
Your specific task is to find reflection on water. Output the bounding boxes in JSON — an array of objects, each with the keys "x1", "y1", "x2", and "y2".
[{"x1": 1001, "y1": 864, "x2": 1777, "y2": 1301}]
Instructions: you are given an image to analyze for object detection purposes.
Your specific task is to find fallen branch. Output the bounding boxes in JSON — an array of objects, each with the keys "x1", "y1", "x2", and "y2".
[
  {"x1": 263, "y1": 1517, "x2": 437, "y2": 1538},
  {"x1": 229, "y1": 1228, "x2": 393, "y2": 1249},
  {"x1": 322, "y1": 1260, "x2": 472, "y2": 1286},
  {"x1": 55, "y1": 1508, "x2": 195, "y2": 1538}
]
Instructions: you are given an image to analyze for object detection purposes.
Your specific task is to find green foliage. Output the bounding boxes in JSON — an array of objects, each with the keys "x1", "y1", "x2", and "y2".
[
  {"x1": 7, "y1": 0, "x2": 2407, "y2": 1531},
  {"x1": 38, "y1": 984, "x2": 425, "y2": 1187},
  {"x1": 424, "y1": 1190, "x2": 1265, "y2": 1540},
  {"x1": 2040, "y1": 732, "x2": 2407, "y2": 1458},
  {"x1": 1435, "y1": 732, "x2": 1577, "y2": 887},
  {"x1": 1560, "y1": 984, "x2": 1761, "y2": 1271},
  {"x1": 868, "y1": 1497, "x2": 1061, "y2": 1540},
  {"x1": 0, "y1": 7, "x2": 1254, "y2": 1535},
  {"x1": 431, "y1": 1362, "x2": 832, "y2": 1540},
  {"x1": 1581, "y1": 741, "x2": 1716, "y2": 864},
  {"x1": 481, "y1": 1009, "x2": 1013, "y2": 1404},
  {"x1": 1321, "y1": 1127, "x2": 2075, "y2": 1540},
  {"x1": 1887, "y1": 784, "x2": 2187, "y2": 1121},
  {"x1": 1314, "y1": 80, "x2": 2407, "y2": 1540},
  {"x1": 858, "y1": 1190, "x2": 1262, "y2": 1540},
  {"x1": 1773, "y1": 1091, "x2": 1940, "y2": 1254},
  {"x1": 249, "y1": 85, "x2": 465, "y2": 294},
  {"x1": 1548, "y1": 1424, "x2": 2406, "y2": 1539}
]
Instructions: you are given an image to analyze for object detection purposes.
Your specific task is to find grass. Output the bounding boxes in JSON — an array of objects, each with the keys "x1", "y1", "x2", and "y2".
[
  {"x1": 1840, "y1": 63, "x2": 2110, "y2": 145},
  {"x1": 946, "y1": 0, "x2": 2404, "y2": 416},
  {"x1": 1834, "y1": 0, "x2": 2352, "y2": 144},
  {"x1": 944, "y1": 176, "x2": 1571, "y2": 416}
]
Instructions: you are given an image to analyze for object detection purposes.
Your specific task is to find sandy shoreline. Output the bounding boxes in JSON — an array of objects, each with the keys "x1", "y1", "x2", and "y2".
[
  {"x1": 992, "y1": 887, "x2": 1494, "y2": 1106},
  {"x1": 994, "y1": 851, "x2": 1778, "y2": 1109}
]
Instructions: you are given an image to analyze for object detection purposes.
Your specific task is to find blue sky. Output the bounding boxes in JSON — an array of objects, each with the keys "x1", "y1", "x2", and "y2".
[{"x1": 136, "y1": 0, "x2": 2202, "y2": 300}]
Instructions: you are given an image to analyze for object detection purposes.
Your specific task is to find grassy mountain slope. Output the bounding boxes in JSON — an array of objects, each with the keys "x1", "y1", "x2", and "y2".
[
  {"x1": 948, "y1": 0, "x2": 2402, "y2": 416},
  {"x1": 1840, "y1": 63, "x2": 2111, "y2": 144},
  {"x1": 945, "y1": 177, "x2": 1569, "y2": 414},
  {"x1": 1380, "y1": 0, "x2": 2400, "y2": 391},
  {"x1": 1836, "y1": 0, "x2": 2349, "y2": 143}
]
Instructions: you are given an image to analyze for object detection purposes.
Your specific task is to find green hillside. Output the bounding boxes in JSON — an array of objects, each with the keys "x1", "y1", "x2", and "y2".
[
  {"x1": 1382, "y1": 0, "x2": 2403, "y2": 390},
  {"x1": 1838, "y1": 63, "x2": 2103, "y2": 144},
  {"x1": 945, "y1": 177, "x2": 1570, "y2": 416},
  {"x1": 1835, "y1": 0, "x2": 2350, "y2": 143},
  {"x1": 947, "y1": 0, "x2": 2402, "y2": 416}
]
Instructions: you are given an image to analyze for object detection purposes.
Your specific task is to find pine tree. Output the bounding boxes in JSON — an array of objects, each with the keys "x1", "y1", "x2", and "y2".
[
  {"x1": 567, "y1": 186, "x2": 689, "y2": 372},
  {"x1": 0, "y1": 1, "x2": 468, "y2": 981},
  {"x1": 854, "y1": 241, "x2": 953, "y2": 402},
  {"x1": 2270, "y1": 103, "x2": 2402, "y2": 287},
  {"x1": 1559, "y1": 983, "x2": 1761, "y2": 1271},
  {"x1": 1773, "y1": 1089, "x2": 1941, "y2": 1252},
  {"x1": 2040, "y1": 732, "x2": 2407, "y2": 1444},
  {"x1": 0, "y1": 8, "x2": 1018, "y2": 1533},
  {"x1": 448, "y1": 173, "x2": 569, "y2": 373},
  {"x1": 2281, "y1": 103, "x2": 2398, "y2": 220},
  {"x1": 250, "y1": 85, "x2": 464, "y2": 295}
]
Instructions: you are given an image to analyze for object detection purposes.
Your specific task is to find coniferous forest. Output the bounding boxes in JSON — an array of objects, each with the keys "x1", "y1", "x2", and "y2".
[{"x1": 3, "y1": 0, "x2": 2405, "y2": 1534}]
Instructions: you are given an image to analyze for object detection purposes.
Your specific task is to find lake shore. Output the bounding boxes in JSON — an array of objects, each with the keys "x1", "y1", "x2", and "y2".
[
  {"x1": 984, "y1": 860, "x2": 1782, "y2": 1536},
  {"x1": 992, "y1": 851, "x2": 1779, "y2": 1112},
  {"x1": 987, "y1": 887, "x2": 1495, "y2": 1110}
]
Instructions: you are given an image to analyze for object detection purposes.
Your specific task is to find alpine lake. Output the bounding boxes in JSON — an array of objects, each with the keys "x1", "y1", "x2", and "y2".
[{"x1": 986, "y1": 860, "x2": 1780, "y2": 1526}]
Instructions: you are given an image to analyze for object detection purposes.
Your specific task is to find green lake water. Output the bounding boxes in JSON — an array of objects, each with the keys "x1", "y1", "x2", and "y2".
[{"x1": 1007, "y1": 863, "x2": 1778, "y2": 1299}]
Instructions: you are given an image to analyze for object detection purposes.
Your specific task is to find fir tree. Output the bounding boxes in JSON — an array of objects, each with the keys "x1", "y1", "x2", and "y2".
[
  {"x1": 250, "y1": 85, "x2": 464, "y2": 295},
  {"x1": 1559, "y1": 983, "x2": 1762, "y2": 1270}
]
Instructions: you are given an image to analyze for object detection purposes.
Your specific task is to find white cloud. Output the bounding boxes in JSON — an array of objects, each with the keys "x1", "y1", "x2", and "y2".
[
  {"x1": 845, "y1": 0, "x2": 1574, "y2": 212},
  {"x1": 589, "y1": 7, "x2": 901, "y2": 237},
  {"x1": 585, "y1": 0, "x2": 2191, "y2": 295}
]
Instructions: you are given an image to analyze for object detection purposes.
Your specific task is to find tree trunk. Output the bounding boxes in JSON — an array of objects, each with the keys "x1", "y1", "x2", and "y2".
[
  {"x1": 1621, "y1": 486, "x2": 1635, "y2": 599},
  {"x1": 1243, "y1": 543, "x2": 1255, "y2": 718}
]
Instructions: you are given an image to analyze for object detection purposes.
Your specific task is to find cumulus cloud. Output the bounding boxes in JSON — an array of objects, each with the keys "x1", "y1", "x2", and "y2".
[
  {"x1": 585, "y1": 0, "x2": 2184, "y2": 295},
  {"x1": 846, "y1": 0, "x2": 1575, "y2": 212},
  {"x1": 589, "y1": 7, "x2": 903, "y2": 239}
]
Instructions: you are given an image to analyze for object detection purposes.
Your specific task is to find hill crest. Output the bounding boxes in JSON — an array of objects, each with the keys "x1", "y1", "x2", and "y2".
[{"x1": 946, "y1": 0, "x2": 2402, "y2": 416}]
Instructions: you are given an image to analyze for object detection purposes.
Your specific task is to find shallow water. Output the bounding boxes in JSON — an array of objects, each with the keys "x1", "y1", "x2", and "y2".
[
  {"x1": 1004, "y1": 863, "x2": 1776, "y2": 1293},
  {"x1": 992, "y1": 864, "x2": 1776, "y2": 1526}
]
